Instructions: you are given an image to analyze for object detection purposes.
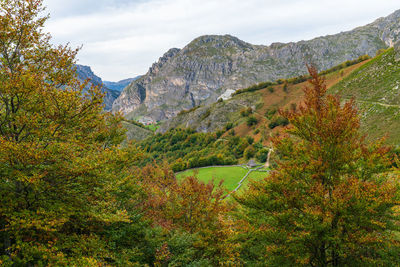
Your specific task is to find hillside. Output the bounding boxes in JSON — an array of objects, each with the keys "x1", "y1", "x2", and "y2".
[
  {"x1": 157, "y1": 47, "x2": 400, "y2": 147},
  {"x1": 113, "y1": 9, "x2": 400, "y2": 123},
  {"x1": 330, "y1": 47, "x2": 400, "y2": 144},
  {"x1": 157, "y1": 58, "x2": 371, "y2": 143},
  {"x1": 121, "y1": 121, "x2": 153, "y2": 142}
]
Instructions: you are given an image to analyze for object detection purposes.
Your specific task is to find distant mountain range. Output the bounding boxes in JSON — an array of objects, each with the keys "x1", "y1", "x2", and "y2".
[
  {"x1": 75, "y1": 65, "x2": 135, "y2": 110},
  {"x1": 104, "y1": 77, "x2": 141, "y2": 92},
  {"x1": 112, "y1": 9, "x2": 400, "y2": 123}
]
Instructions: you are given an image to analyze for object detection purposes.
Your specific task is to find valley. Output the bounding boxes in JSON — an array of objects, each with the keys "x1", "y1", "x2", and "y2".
[{"x1": 2, "y1": 1, "x2": 400, "y2": 265}]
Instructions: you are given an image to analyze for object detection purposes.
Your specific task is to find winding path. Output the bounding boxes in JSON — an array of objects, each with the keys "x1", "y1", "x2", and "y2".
[{"x1": 343, "y1": 98, "x2": 400, "y2": 109}]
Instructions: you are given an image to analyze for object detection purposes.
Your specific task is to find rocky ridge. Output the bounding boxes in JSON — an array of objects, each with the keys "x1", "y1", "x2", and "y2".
[
  {"x1": 113, "y1": 9, "x2": 400, "y2": 122},
  {"x1": 75, "y1": 64, "x2": 121, "y2": 110}
]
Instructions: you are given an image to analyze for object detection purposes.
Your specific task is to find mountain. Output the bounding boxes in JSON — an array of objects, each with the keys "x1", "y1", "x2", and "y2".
[
  {"x1": 75, "y1": 64, "x2": 121, "y2": 110},
  {"x1": 156, "y1": 57, "x2": 369, "y2": 136},
  {"x1": 112, "y1": 9, "x2": 400, "y2": 123},
  {"x1": 156, "y1": 46, "x2": 400, "y2": 147},
  {"x1": 103, "y1": 77, "x2": 141, "y2": 92}
]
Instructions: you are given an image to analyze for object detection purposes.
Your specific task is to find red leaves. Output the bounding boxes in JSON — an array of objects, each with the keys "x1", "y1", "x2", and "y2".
[{"x1": 237, "y1": 65, "x2": 400, "y2": 265}]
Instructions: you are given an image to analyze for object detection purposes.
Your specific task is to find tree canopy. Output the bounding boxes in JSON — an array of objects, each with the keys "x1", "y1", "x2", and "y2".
[
  {"x1": 235, "y1": 65, "x2": 400, "y2": 266},
  {"x1": 0, "y1": 1, "x2": 134, "y2": 265}
]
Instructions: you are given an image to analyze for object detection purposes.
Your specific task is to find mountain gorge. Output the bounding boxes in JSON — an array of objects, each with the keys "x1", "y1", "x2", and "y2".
[
  {"x1": 104, "y1": 77, "x2": 140, "y2": 92},
  {"x1": 75, "y1": 64, "x2": 121, "y2": 110},
  {"x1": 112, "y1": 9, "x2": 400, "y2": 122}
]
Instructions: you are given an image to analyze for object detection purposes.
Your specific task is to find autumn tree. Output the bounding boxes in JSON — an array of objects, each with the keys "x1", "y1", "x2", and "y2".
[
  {"x1": 235, "y1": 65, "x2": 400, "y2": 266},
  {"x1": 0, "y1": 0, "x2": 139, "y2": 265},
  {"x1": 136, "y1": 164, "x2": 239, "y2": 266}
]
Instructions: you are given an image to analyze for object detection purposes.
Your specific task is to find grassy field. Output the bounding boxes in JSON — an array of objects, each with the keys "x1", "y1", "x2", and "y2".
[
  {"x1": 176, "y1": 166, "x2": 269, "y2": 192},
  {"x1": 241, "y1": 170, "x2": 269, "y2": 189},
  {"x1": 176, "y1": 166, "x2": 248, "y2": 192}
]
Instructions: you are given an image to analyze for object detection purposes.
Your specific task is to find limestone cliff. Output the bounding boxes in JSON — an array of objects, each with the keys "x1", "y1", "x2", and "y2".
[{"x1": 113, "y1": 9, "x2": 400, "y2": 121}]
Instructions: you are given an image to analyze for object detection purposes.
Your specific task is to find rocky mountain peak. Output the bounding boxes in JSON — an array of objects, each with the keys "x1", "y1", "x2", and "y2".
[{"x1": 112, "y1": 9, "x2": 400, "y2": 123}]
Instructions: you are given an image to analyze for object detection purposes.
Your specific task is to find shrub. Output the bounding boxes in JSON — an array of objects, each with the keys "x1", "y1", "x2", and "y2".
[
  {"x1": 216, "y1": 130, "x2": 224, "y2": 139},
  {"x1": 178, "y1": 106, "x2": 200, "y2": 116},
  {"x1": 255, "y1": 148, "x2": 270, "y2": 163},
  {"x1": 268, "y1": 117, "x2": 289, "y2": 129},
  {"x1": 240, "y1": 107, "x2": 253, "y2": 117},
  {"x1": 246, "y1": 136, "x2": 254, "y2": 145},
  {"x1": 246, "y1": 116, "x2": 258, "y2": 127},
  {"x1": 283, "y1": 82, "x2": 288, "y2": 93},
  {"x1": 244, "y1": 146, "x2": 256, "y2": 159},
  {"x1": 225, "y1": 122, "x2": 234, "y2": 131},
  {"x1": 232, "y1": 81, "x2": 276, "y2": 96},
  {"x1": 268, "y1": 86, "x2": 274, "y2": 93},
  {"x1": 265, "y1": 108, "x2": 277, "y2": 119},
  {"x1": 171, "y1": 158, "x2": 186, "y2": 172}
]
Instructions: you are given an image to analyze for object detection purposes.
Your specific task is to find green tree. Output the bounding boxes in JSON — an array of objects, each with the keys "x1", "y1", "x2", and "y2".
[
  {"x1": 0, "y1": 1, "x2": 136, "y2": 265},
  {"x1": 235, "y1": 65, "x2": 400, "y2": 266}
]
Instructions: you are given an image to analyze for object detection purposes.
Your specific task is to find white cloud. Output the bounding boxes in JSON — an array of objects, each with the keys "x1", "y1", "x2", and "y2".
[{"x1": 43, "y1": 0, "x2": 400, "y2": 81}]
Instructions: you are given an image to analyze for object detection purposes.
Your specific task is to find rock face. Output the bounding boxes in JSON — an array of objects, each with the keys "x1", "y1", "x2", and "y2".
[
  {"x1": 75, "y1": 65, "x2": 121, "y2": 110},
  {"x1": 113, "y1": 9, "x2": 400, "y2": 121}
]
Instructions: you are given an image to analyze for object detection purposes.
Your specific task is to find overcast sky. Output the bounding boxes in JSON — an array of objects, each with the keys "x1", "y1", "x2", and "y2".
[{"x1": 43, "y1": 0, "x2": 400, "y2": 81}]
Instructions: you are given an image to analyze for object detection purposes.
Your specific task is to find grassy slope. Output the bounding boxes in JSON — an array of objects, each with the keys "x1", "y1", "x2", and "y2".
[
  {"x1": 330, "y1": 48, "x2": 400, "y2": 145},
  {"x1": 122, "y1": 121, "x2": 153, "y2": 142}
]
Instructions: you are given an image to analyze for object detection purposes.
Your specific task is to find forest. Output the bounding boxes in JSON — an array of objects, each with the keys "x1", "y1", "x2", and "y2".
[{"x1": 1, "y1": 1, "x2": 400, "y2": 266}]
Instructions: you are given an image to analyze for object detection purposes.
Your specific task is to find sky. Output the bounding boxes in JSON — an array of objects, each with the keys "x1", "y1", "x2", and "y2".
[{"x1": 43, "y1": 0, "x2": 400, "y2": 81}]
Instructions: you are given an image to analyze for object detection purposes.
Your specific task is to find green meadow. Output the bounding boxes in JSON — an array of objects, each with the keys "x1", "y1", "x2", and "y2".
[{"x1": 176, "y1": 166, "x2": 269, "y2": 192}]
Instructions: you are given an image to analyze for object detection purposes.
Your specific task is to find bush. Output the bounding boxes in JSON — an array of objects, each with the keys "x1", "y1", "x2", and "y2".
[
  {"x1": 283, "y1": 82, "x2": 288, "y2": 93},
  {"x1": 216, "y1": 130, "x2": 224, "y2": 139},
  {"x1": 240, "y1": 107, "x2": 253, "y2": 117},
  {"x1": 246, "y1": 116, "x2": 258, "y2": 127},
  {"x1": 268, "y1": 117, "x2": 289, "y2": 129},
  {"x1": 244, "y1": 146, "x2": 256, "y2": 159},
  {"x1": 246, "y1": 136, "x2": 254, "y2": 145},
  {"x1": 255, "y1": 148, "x2": 269, "y2": 163},
  {"x1": 233, "y1": 81, "x2": 276, "y2": 96},
  {"x1": 178, "y1": 106, "x2": 200, "y2": 116},
  {"x1": 268, "y1": 86, "x2": 274, "y2": 93},
  {"x1": 171, "y1": 158, "x2": 186, "y2": 172},
  {"x1": 265, "y1": 108, "x2": 277, "y2": 119},
  {"x1": 225, "y1": 122, "x2": 234, "y2": 131}
]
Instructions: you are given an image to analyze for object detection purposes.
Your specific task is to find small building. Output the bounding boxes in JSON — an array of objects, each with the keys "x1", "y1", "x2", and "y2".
[{"x1": 247, "y1": 159, "x2": 258, "y2": 168}]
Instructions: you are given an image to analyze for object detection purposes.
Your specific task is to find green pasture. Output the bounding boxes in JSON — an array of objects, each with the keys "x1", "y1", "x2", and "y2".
[
  {"x1": 176, "y1": 166, "x2": 247, "y2": 192},
  {"x1": 176, "y1": 166, "x2": 269, "y2": 192}
]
